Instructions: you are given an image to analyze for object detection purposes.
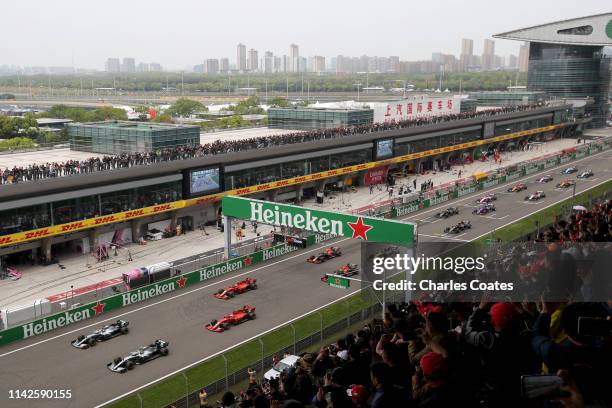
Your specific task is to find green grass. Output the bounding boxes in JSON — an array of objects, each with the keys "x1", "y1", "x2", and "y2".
[
  {"x1": 110, "y1": 180, "x2": 612, "y2": 408},
  {"x1": 478, "y1": 180, "x2": 611, "y2": 243},
  {"x1": 110, "y1": 288, "x2": 378, "y2": 408}
]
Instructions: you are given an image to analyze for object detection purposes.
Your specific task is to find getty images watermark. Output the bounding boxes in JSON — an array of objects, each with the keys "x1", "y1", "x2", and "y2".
[{"x1": 360, "y1": 242, "x2": 612, "y2": 303}]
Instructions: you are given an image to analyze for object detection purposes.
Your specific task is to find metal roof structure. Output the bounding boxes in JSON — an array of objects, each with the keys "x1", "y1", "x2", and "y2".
[{"x1": 494, "y1": 13, "x2": 612, "y2": 46}]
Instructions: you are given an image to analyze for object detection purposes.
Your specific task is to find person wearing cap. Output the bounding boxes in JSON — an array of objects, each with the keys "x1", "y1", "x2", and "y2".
[
  {"x1": 463, "y1": 300, "x2": 538, "y2": 407},
  {"x1": 412, "y1": 352, "x2": 455, "y2": 408},
  {"x1": 349, "y1": 385, "x2": 369, "y2": 408}
]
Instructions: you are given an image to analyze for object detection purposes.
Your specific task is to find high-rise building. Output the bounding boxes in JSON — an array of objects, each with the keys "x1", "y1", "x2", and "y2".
[
  {"x1": 149, "y1": 63, "x2": 163, "y2": 72},
  {"x1": 518, "y1": 43, "x2": 529, "y2": 73},
  {"x1": 105, "y1": 58, "x2": 120, "y2": 73},
  {"x1": 282, "y1": 55, "x2": 289, "y2": 72},
  {"x1": 247, "y1": 49, "x2": 259, "y2": 71},
  {"x1": 137, "y1": 62, "x2": 150, "y2": 72},
  {"x1": 389, "y1": 56, "x2": 400, "y2": 73},
  {"x1": 273, "y1": 56, "x2": 281, "y2": 73},
  {"x1": 220, "y1": 58, "x2": 230, "y2": 73},
  {"x1": 431, "y1": 53, "x2": 443, "y2": 63},
  {"x1": 289, "y1": 44, "x2": 299, "y2": 72},
  {"x1": 313, "y1": 56, "x2": 325, "y2": 73},
  {"x1": 482, "y1": 39, "x2": 495, "y2": 71},
  {"x1": 507, "y1": 54, "x2": 518, "y2": 69},
  {"x1": 264, "y1": 51, "x2": 273, "y2": 73},
  {"x1": 495, "y1": 13, "x2": 612, "y2": 127},
  {"x1": 299, "y1": 57, "x2": 307, "y2": 73},
  {"x1": 206, "y1": 59, "x2": 219, "y2": 74},
  {"x1": 121, "y1": 57, "x2": 136, "y2": 72},
  {"x1": 460, "y1": 38, "x2": 474, "y2": 71},
  {"x1": 236, "y1": 43, "x2": 247, "y2": 71}
]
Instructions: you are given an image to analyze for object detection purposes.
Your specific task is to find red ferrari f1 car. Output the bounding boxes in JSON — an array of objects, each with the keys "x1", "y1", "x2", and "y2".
[
  {"x1": 306, "y1": 247, "x2": 342, "y2": 264},
  {"x1": 206, "y1": 306, "x2": 256, "y2": 333},
  {"x1": 321, "y1": 263, "x2": 359, "y2": 282},
  {"x1": 214, "y1": 278, "x2": 258, "y2": 300}
]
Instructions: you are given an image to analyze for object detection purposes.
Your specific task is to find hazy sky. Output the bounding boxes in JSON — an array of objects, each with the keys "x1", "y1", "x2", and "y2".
[{"x1": 2, "y1": 0, "x2": 609, "y2": 69}]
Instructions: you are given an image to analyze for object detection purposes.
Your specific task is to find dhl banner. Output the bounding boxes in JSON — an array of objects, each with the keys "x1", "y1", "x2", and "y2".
[
  {"x1": 0, "y1": 124, "x2": 565, "y2": 248},
  {"x1": 0, "y1": 202, "x2": 183, "y2": 247}
]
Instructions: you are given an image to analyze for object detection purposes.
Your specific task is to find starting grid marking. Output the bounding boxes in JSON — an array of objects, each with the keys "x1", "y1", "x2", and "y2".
[{"x1": 419, "y1": 233, "x2": 469, "y2": 242}]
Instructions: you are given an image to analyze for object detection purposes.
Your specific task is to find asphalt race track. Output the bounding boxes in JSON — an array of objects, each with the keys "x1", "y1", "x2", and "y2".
[{"x1": 0, "y1": 149, "x2": 610, "y2": 408}]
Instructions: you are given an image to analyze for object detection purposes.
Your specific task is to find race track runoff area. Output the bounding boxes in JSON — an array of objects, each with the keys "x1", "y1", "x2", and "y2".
[{"x1": 0, "y1": 147, "x2": 610, "y2": 408}]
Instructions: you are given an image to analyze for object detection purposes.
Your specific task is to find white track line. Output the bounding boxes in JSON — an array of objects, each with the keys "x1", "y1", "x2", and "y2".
[
  {"x1": 0, "y1": 237, "x2": 353, "y2": 359},
  {"x1": 94, "y1": 177, "x2": 612, "y2": 408},
  {"x1": 92, "y1": 290, "x2": 358, "y2": 408}
]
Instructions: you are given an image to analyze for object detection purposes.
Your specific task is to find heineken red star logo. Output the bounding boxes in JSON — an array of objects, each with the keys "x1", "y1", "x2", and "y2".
[
  {"x1": 348, "y1": 217, "x2": 373, "y2": 240},
  {"x1": 176, "y1": 276, "x2": 187, "y2": 288},
  {"x1": 92, "y1": 301, "x2": 105, "y2": 316},
  {"x1": 245, "y1": 256, "x2": 252, "y2": 266}
]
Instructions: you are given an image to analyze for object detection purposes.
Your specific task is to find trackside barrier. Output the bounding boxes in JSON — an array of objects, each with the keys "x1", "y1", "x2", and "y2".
[
  {"x1": 114, "y1": 288, "x2": 403, "y2": 408},
  {"x1": 0, "y1": 242, "x2": 300, "y2": 347},
  {"x1": 1, "y1": 139, "x2": 609, "y2": 343}
]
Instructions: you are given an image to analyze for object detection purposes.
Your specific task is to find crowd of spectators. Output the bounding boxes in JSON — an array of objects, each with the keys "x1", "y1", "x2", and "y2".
[
  {"x1": 193, "y1": 200, "x2": 610, "y2": 408},
  {"x1": 0, "y1": 105, "x2": 542, "y2": 185},
  {"x1": 203, "y1": 299, "x2": 610, "y2": 408},
  {"x1": 534, "y1": 200, "x2": 611, "y2": 243}
]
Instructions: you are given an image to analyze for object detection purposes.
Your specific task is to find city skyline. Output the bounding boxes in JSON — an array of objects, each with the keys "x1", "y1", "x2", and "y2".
[{"x1": 1, "y1": 0, "x2": 609, "y2": 69}]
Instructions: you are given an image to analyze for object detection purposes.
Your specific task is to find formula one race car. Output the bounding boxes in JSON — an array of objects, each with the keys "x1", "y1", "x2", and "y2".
[
  {"x1": 507, "y1": 182, "x2": 527, "y2": 193},
  {"x1": 107, "y1": 339, "x2": 169, "y2": 373},
  {"x1": 214, "y1": 277, "x2": 257, "y2": 300},
  {"x1": 444, "y1": 220, "x2": 472, "y2": 234},
  {"x1": 536, "y1": 175, "x2": 554, "y2": 183},
  {"x1": 472, "y1": 203, "x2": 496, "y2": 215},
  {"x1": 71, "y1": 320, "x2": 129, "y2": 349},
  {"x1": 561, "y1": 166, "x2": 578, "y2": 174},
  {"x1": 206, "y1": 306, "x2": 256, "y2": 333},
  {"x1": 434, "y1": 207, "x2": 459, "y2": 218},
  {"x1": 525, "y1": 191, "x2": 546, "y2": 201},
  {"x1": 321, "y1": 263, "x2": 359, "y2": 282},
  {"x1": 475, "y1": 193, "x2": 497, "y2": 204},
  {"x1": 577, "y1": 169, "x2": 594, "y2": 179},
  {"x1": 556, "y1": 179, "x2": 575, "y2": 189},
  {"x1": 306, "y1": 247, "x2": 342, "y2": 264}
]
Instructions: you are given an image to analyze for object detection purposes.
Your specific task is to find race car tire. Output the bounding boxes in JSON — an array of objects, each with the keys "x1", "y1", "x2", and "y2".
[
  {"x1": 160, "y1": 348, "x2": 169, "y2": 356},
  {"x1": 209, "y1": 319, "x2": 218, "y2": 326},
  {"x1": 228, "y1": 292, "x2": 235, "y2": 298},
  {"x1": 249, "y1": 313, "x2": 257, "y2": 320},
  {"x1": 217, "y1": 289, "x2": 224, "y2": 295},
  {"x1": 121, "y1": 327, "x2": 129, "y2": 334},
  {"x1": 88, "y1": 338, "x2": 96, "y2": 347},
  {"x1": 126, "y1": 361, "x2": 134, "y2": 370},
  {"x1": 113, "y1": 357, "x2": 122, "y2": 365},
  {"x1": 250, "y1": 284, "x2": 258, "y2": 289},
  {"x1": 77, "y1": 335, "x2": 85, "y2": 342}
]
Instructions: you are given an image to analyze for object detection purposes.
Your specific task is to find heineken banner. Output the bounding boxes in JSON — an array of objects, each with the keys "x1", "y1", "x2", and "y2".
[
  {"x1": 392, "y1": 201, "x2": 421, "y2": 217},
  {"x1": 479, "y1": 178, "x2": 499, "y2": 189},
  {"x1": 505, "y1": 171, "x2": 521, "y2": 182},
  {"x1": 222, "y1": 197, "x2": 416, "y2": 247},
  {"x1": 0, "y1": 242, "x2": 298, "y2": 347},
  {"x1": 455, "y1": 185, "x2": 477, "y2": 198},
  {"x1": 425, "y1": 192, "x2": 450, "y2": 207}
]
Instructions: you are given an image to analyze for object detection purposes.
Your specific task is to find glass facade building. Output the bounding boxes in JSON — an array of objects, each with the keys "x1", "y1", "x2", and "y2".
[
  {"x1": 268, "y1": 108, "x2": 373, "y2": 130},
  {"x1": 527, "y1": 44, "x2": 610, "y2": 128},
  {"x1": 0, "y1": 181, "x2": 182, "y2": 236},
  {"x1": 68, "y1": 121, "x2": 200, "y2": 155}
]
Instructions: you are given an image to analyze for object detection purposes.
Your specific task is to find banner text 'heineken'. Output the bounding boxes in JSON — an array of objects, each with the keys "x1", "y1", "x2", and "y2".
[{"x1": 222, "y1": 197, "x2": 416, "y2": 246}]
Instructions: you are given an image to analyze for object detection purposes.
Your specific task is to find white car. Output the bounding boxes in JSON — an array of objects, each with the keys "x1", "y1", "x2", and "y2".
[
  {"x1": 536, "y1": 175, "x2": 554, "y2": 183},
  {"x1": 263, "y1": 355, "x2": 300, "y2": 380}
]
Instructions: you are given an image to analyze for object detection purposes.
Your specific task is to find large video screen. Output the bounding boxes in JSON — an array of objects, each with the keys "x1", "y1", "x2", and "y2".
[
  {"x1": 376, "y1": 139, "x2": 394, "y2": 160},
  {"x1": 189, "y1": 167, "x2": 221, "y2": 195}
]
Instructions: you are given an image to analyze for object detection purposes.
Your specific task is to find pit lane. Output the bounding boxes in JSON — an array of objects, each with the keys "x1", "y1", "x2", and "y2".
[{"x1": 0, "y1": 149, "x2": 610, "y2": 408}]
